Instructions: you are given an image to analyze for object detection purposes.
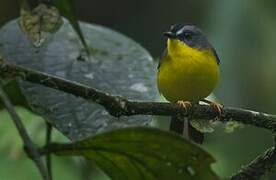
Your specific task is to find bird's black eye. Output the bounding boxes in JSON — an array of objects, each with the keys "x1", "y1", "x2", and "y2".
[{"x1": 183, "y1": 32, "x2": 193, "y2": 41}]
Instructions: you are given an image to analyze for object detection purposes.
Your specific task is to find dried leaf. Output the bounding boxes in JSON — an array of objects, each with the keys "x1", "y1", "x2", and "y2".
[{"x1": 19, "y1": 4, "x2": 63, "y2": 47}]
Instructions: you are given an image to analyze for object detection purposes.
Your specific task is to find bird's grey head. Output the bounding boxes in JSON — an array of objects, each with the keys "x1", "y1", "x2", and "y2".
[{"x1": 164, "y1": 24, "x2": 211, "y2": 50}]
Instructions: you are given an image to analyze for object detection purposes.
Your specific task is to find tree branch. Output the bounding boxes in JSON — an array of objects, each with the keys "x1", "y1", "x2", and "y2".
[
  {"x1": 45, "y1": 122, "x2": 53, "y2": 180},
  {"x1": 1, "y1": 60, "x2": 276, "y2": 132},
  {"x1": 0, "y1": 82, "x2": 49, "y2": 180},
  {"x1": 231, "y1": 146, "x2": 276, "y2": 180}
]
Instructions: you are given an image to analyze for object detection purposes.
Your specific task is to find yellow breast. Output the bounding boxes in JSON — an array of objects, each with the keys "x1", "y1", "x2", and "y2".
[{"x1": 157, "y1": 39, "x2": 219, "y2": 103}]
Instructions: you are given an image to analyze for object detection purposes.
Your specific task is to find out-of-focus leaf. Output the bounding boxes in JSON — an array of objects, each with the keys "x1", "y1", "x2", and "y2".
[
  {"x1": 19, "y1": 3, "x2": 63, "y2": 47},
  {"x1": 224, "y1": 121, "x2": 244, "y2": 133},
  {"x1": 0, "y1": 107, "x2": 68, "y2": 156},
  {"x1": 52, "y1": 0, "x2": 89, "y2": 54},
  {"x1": 0, "y1": 19, "x2": 158, "y2": 141},
  {"x1": 0, "y1": 108, "x2": 81, "y2": 180},
  {"x1": 53, "y1": 127, "x2": 219, "y2": 180}
]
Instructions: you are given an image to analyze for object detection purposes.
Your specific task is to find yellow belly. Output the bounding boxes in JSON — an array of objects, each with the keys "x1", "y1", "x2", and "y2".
[{"x1": 157, "y1": 42, "x2": 219, "y2": 103}]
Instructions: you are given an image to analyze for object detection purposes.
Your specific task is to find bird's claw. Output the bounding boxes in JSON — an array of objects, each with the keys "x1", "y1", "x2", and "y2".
[
  {"x1": 201, "y1": 99, "x2": 224, "y2": 117},
  {"x1": 209, "y1": 102, "x2": 224, "y2": 117},
  {"x1": 176, "y1": 101, "x2": 192, "y2": 112}
]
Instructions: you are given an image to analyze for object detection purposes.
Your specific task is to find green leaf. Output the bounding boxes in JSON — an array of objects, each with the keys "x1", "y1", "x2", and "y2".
[
  {"x1": 0, "y1": 20, "x2": 158, "y2": 140},
  {"x1": 52, "y1": 0, "x2": 90, "y2": 55},
  {"x1": 52, "y1": 127, "x2": 219, "y2": 180}
]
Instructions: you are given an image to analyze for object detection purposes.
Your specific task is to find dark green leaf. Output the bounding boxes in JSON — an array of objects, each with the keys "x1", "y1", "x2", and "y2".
[
  {"x1": 52, "y1": 0, "x2": 90, "y2": 54},
  {"x1": 52, "y1": 127, "x2": 219, "y2": 180},
  {"x1": 0, "y1": 20, "x2": 158, "y2": 140}
]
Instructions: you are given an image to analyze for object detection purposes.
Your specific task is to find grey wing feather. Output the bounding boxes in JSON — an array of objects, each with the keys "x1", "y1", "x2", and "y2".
[
  {"x1": 212, "y1": 47, "x2": 220, "y2": 65},
  {"x1": 157, "y1": 49, "x2": 168, "y2": 69}
]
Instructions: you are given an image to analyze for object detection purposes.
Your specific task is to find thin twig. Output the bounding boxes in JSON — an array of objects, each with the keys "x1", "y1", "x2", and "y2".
[
  {"x1": 0, "y1": 83, "x2": 49, "y2": 180},
  {"x1": 46, "y1": 122, "x2": 53, "y2": 180},
  {"x1": 0, "y1": 61, "x2": 276, "y2": 132}
]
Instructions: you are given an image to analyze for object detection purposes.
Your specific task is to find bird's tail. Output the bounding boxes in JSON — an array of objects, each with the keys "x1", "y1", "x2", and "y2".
[{"x1": 170, "y1": 116, "x2": 204, "y2": 144}]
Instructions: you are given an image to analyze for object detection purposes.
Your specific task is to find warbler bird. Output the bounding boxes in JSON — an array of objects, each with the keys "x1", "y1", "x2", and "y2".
[{"x1": 157, "y1": 24, "x2": 221, "y2": 143}]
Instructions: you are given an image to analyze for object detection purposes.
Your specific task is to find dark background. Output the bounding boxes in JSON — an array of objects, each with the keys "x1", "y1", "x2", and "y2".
[{"x1": 1, "y1": 0, "x2": 276, "y2": 179}]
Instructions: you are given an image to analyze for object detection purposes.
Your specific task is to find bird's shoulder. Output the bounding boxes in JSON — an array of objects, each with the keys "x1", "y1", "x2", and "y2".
[
  {"x1": 211, "y1": 47, "x2": 220, "y2": 65},
  {"x1": 157, "y1": 49, "x2": 168, "y2": 69}
]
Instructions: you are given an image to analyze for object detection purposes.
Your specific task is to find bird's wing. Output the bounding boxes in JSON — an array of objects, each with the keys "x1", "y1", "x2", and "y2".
[
  {"x1": 157, "y1": 49, "x2": 168, "y2": 69},
  {"x1": 212, "y1": 47, "x2": 220, "y2": 65}
]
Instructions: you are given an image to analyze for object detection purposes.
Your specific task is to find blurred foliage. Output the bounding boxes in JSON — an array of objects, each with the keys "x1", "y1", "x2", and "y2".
[
  {"x1": 0, "y1": 107, "x2": 80, "y2": 179},
  {"x1": 205, "y1": 0, "x2": 275, "y2": 178}
]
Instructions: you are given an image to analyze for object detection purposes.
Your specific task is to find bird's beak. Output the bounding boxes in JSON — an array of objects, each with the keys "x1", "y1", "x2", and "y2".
[{"x1": 163, "y1": 31, "x2": 177, "y2": 39}]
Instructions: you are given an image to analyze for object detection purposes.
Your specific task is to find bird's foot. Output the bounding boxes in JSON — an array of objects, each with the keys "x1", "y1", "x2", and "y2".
[
  {"x1": 202, "y1": 99, "x2": 224, "y2": 117},
  {"x1": 176, "y1": 100, "x2": 192, "y2": 112}
]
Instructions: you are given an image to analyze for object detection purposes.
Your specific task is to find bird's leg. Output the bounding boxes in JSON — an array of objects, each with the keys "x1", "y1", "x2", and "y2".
[
  {"x1": 171, "y1": 100, "x2": 204, "y2": 143},
  {"x1": 177, "y1": 101, "x2": 191, "y2": 139},
  {"x1": 201, "y1": 99, "x2": 223, "y2": 117},
  {"x1": 173, "y1": 100, "x2": 192, "y2": 140}
]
